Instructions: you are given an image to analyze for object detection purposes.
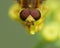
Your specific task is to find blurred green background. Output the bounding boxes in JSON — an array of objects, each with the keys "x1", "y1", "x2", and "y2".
[{"x1": 0, "y1": 0, "x2": 60, "y2": 48}]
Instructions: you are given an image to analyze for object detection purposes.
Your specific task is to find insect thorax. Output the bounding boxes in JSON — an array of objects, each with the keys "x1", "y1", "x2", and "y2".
[{"x1": 17, "y1": 0, "x2": 46, "y2": 8}]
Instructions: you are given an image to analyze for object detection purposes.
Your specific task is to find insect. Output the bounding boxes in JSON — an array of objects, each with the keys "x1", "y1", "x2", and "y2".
[{"x1": 9, "y1": 0, "x2": 48, "y2": 35}]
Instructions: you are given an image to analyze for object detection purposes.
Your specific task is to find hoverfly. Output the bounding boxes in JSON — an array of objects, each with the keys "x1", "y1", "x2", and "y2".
[{"x1": 9, "y1": 0, "x2": 48, "y2": 35}]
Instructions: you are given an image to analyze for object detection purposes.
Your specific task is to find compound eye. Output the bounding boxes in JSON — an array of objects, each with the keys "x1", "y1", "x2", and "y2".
[
  {"x1": 20, "y1": 9, "x2": 30, "y2": 21},
  {"x1": 31, "y1": 9, "x2": 41, "y2": 20}
]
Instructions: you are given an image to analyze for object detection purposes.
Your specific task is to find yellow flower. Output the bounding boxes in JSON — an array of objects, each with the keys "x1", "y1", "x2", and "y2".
[
  {"x1": 42, "y1": 22, "x2": 59, "y2": 42},
  {"x1": 54, "y1": 10, "x2": 60, "y2": 22},
  {"x1": 8, "y1": 3, "x2": 20, "y2": 21},
  {"x1": 45, "y1": 1, "x2": 58, "y2": 11}
]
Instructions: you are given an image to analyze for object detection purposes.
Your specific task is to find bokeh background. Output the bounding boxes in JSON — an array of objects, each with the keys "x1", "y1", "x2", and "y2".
[{"x1": 0, "y1": 0, "x2": 60, "y2": 48}]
